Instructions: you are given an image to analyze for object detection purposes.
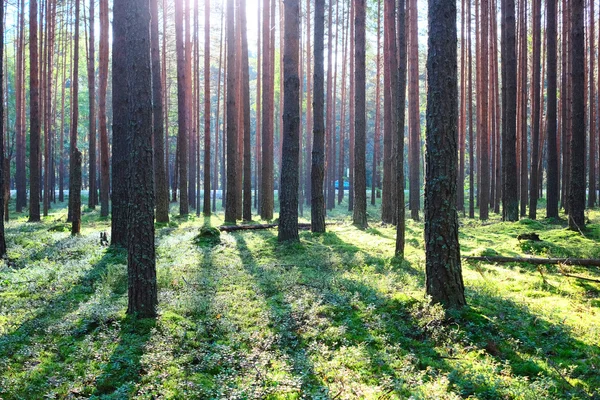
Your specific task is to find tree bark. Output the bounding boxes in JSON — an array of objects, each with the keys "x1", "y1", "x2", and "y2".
[
  {"x1": 16, "y1": 0, "x2": 26, "y2": 212},
  {"x1": 278, "y1": 0, "x2": 300, "y2": 242},
  {"x1": 408, "y1": 0, "x2": 420, "y2": 221},
  {"x1": 311, "y1": 0, "x2": 326, "y2": 233},
  {"x1": 29, "y1": 0, "x2": 41, "y2": 222},
  {"x1": 395, "y1": 0, "x2": 407, "y2": 256},
  {"x1": 501, "y1": 0, "x2": 518, "y2": 221},
  {"x1": 353, "y1": 0, "x2": 367, "y2": 229},
  {"x1": 479, "y1": 0, "x2": 490, "y2": 220},
  {"x1": 529, "y1": 0, "x2": 541, "y2": 219},
  {"x1": 546, "y1": 0, "x2": 559, "y2": 218},
  {"x1": 587, "y1": 0, "x2": 596, "y2": 208},
  {"x1": 569, "y1": 0, "x2": 586, "y2": 231},
  {"x1": 372, "y1": 0, "x2": 382, "y2": 207},
  {"x1": 87, "y1": 0, "x2": 96, "y2": 209},
  {"x1": 124, "y1": 0, "x2": 157, "y2": 318},
  {"x1": 518, "y1": 0, "x2": 528, "y2": 217},
  {"x1": 151, "y1": 0, "x2": 169, "y2": 223},
  {"x1": 175, "y1": 0, "x2": 189, "y2": 216},
  {"x1": 203, "y1": 0, "x2": 212, "y2": 216},
  {"x1": 468, "y1": 0, "x2": 475, "y2": 218},
  {"x1": 71, "y1": 149, "x2": 82, "y2": 234},
  {"x1": 225, "y1": 0, "x2": 238, "y2": 223},
  {"x1": 260, "y1": 0, "x2": 274, "y2": 220},
  {"x1": 425, "y1": 0, "x2": 466, "y2": 308},
  {"x1": 111, "y1": 0, "x2": 130, "y2": 247},
  {"x1": 0, "y1": 0, "x2": 7, "y2": 255},
  {"x1": 240, "y1": 0, "x2": 252, "y2": 222},
  {"x1": 98, "y1": 0, "x2": 109, "y2": 217}
]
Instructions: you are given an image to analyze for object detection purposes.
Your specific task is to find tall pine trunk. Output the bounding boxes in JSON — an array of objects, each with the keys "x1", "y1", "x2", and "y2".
[
  {"x1": 501, "y1": 0, "x2": 518, "y2": 221},
  {"x1": 425, "y1": 0, "x2": 466, "y2": 308},
  {"x1": 311, "y1": 0, "x2": 326, "y2": 232},
  {"x1": 124, "y1": 0, "x2": 158, "y2": 318},
  {"x1": 395, "y1": 0, "x2": 407, "y2": 256},
  {"x1": 87, "y1": 0, "x2": 96, "y2": 209},
  {"x1": 70, "y1": 0, "x2": 81, "y2": 233},
  {"x1": 529, "y1": 0, "x2": 541, "y2": 219},
  {"x1": 353, "y1": 0, "x2": 367, "y2": 229},
  {"x1": 151, "y1": 0, "x2": 170, "y2": 223},
  {"x1": 225, "y1": 0, "x2": 239, "y2": 223},
  {"x1": 569, "y1": 0, "x2": 585, "y2": 230},
  {"x1": 546, "y1": 0, "x2": 559, "y2": 217},
  {"x1": 278, "y1": 0, "x2": 300, "y2": 241},
  {"x1": 29, "y1": 0, "x2": 41, "y2": 222}
]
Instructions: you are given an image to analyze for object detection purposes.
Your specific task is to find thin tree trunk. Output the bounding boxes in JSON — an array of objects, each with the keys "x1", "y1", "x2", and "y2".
[
  {"x1": 469, "y1": 0, "x2": 475, "y2": 218},
  {"x1": 260, "y1": 0, "x2": 274, "y2": 220},
  {"x1": 372, "y1": 0, "x2": 382, "y2": 207},
  {"x1": 479, "y1": 0, "x2": 490, "y2": 220},
  {"x1": 304, "y1": 0, "x2": 312, "y2": 207},
  {"x1": 587, "y1": 0, "x2": 596, "y2": 207},
  {"x1": 69, "y1": 0, "x2": 81, "y2": 231},
  {"x1": 175, "y1": 0, "x2": 189, "y2": 216},
  {"x1": 203, "y1": 0, "x2": 212, "y2": 216},
  {"x1": 98, "y1": 0, "x2": 109, "y2": 217},
  {"x1": 546, "y1": 0, "x2": 559, "y2": 217},
  {"x1": 348, "y1": 0, "x2": 355, "y2": 212},
  {"x1": 458, "y1": 0, "x2": 466, "y2": 213},
  {"x1": 87, "y1": 0, "x2": 96, "y2": 209},
  {"x1": 519, "y1": 0, "x2": 528, "y2": 216},
  {"x1": 16, "y1": 0, "x2": 26, "y2": 212},
  {"x1": 408, "y1": 0, "x2": 420, "y2": 221},
  {"x1": 529, "y1": 0, "x2": 541, "y2": 219},
  {"x1": 241, "y1": 0, "x2": 252, "y2": 221},
  {"x1": 395, "y1": 0, "x2": 407, "y2": 256},
  {"x1": 151, "y1": 0, "x2": 169, "y2": 223},
  {"x1": 0, "y1": 0, "x2": 7, "y2": 255},
  {"x1": 29, "y1": 0, "x2": 41, "y2": 222}
]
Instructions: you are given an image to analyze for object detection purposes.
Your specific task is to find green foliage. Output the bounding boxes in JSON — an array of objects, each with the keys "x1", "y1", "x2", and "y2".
[{"x1": 0, "y1": 197, "x2": 599, "y2": 399}]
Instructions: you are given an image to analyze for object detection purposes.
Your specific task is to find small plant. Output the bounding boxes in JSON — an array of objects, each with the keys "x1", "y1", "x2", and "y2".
[{"x1": 194, "y1": 225, "x2": 221, "y2": 246}]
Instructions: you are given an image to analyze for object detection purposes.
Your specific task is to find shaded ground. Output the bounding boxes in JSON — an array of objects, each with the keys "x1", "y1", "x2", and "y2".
[{"x1": 1, "y1": 197, "x2": 599, "y2": 399}]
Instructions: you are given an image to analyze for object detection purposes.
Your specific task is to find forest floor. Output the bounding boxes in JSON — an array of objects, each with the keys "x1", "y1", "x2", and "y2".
[{"x1": 1, "y1": 196, "x2": 599, "y2": 399}]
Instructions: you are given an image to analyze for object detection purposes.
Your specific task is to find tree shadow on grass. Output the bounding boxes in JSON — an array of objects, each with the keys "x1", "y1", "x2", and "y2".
[
  {"x1": 264, "y1": 230, "x2": 598, "y2": 398},
  {"x1": 233, "y1": 232, "x2": 331, "y2": 398},
  {"x1": 93, "y1": 316, "x2": 156, "y2": 397},
  {"x1": 458, "y1": 287, "x2": 600, "y2": 398},
  {"x1": 0, "y1": 248, "x2": 126, "y2": 399}
]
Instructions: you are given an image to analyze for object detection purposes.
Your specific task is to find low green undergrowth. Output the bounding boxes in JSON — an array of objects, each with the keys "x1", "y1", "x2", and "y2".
[{"x1": 0, "y1": 196, "x2": 598, "y2": 399}]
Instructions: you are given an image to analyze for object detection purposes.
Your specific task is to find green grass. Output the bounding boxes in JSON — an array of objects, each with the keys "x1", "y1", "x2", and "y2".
[{"x1": 1, "y1": 195, "x2": 599, "y2": 399}]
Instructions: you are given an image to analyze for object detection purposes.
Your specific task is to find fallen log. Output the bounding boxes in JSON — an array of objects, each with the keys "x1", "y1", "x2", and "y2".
[
  {"x1": 463, "y1": 256, "x2": 600, "y2": 268},
  {"x1": 219, "y1": 223, "x2": 314, "y2": 232}
]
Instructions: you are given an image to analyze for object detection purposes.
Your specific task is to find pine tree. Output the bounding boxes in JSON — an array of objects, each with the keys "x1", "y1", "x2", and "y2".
[
  {"x1": 425, "y1": 0, "x2": 466, "y2": 308},
  {"x1": 311, "y1": 0, "x2": 326, "y2": 233},
  {"x1": 278, "y1": 0, "x2": 301, "y2": 241},
  {"x1": 569, "y1": 0, "x2": 585, "y2": 231},
  {"x1": 29, "y1": 0, "x2": 41, "y2": 222},
  {"x1": 0, "y1": 0, "x2": 7, "y2": 256},
  {"x1": 353, "y1": 0, "x2": 367, "y2": 229},
  {"x1": 501, "y1": 0, "x2": 518, "y2": 221},
  {"x1": 123, "y1": 0, "x2": 157, "y2": 318},
  {"x1": 546, "y1": 0, "x2": 559, "y2": 218}
]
